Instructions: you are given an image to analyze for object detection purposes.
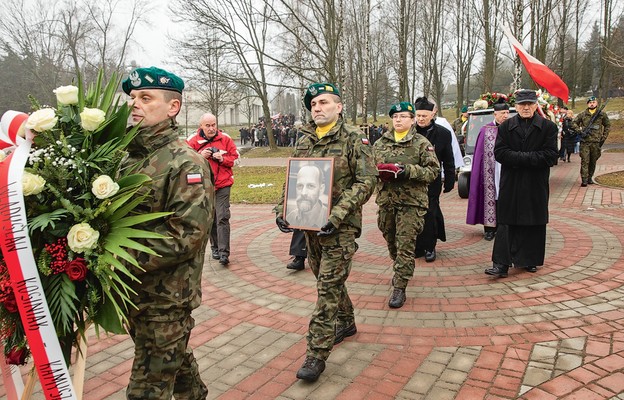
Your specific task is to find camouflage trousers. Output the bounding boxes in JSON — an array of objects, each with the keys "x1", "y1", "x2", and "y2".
[
  {"x1": 304, "y1": 230, "x2": 357, "y2": 361},
  {"x1": 127, "y1": 312, "x2": 207, "y2": 400},
  {"x1": 579, "y1": 142, "x2": 602, "y2": 181},
  {"x1": 377, "y1": 205, "x2": 427, "y2": 289}
]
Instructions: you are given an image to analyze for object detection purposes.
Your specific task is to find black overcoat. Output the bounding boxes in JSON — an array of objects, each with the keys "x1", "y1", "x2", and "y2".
[{"x1": 494, "y1": 113, "x2": 558, "y2": 226}]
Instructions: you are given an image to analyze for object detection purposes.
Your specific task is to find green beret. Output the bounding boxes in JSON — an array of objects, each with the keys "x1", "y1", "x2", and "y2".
[
  {"x1": 304, "y1": 82, "x2": 341, "y2": 111},
  {"x1": 389, "y1": 101, "x2": 415, "y2": 117},
  {"x1": 461, "y1": 105, "x2": 468, "y2": 113},
  {"x1": 587, "y1": 96, "x2": 597, "y2": 103},
  {"x1": 122, "y1": 66, "x2": 184, "y2": 95}
]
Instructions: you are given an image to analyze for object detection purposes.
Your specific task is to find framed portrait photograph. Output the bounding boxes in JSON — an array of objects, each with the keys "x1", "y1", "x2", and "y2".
[{"x1": 283, "y1": 157, "x2": 334, "y2": 231}]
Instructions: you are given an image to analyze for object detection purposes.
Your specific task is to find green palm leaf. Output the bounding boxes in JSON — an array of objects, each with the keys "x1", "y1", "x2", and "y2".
[{"x1": 43, "y1": 274, "x2": 79, "y2": 337}]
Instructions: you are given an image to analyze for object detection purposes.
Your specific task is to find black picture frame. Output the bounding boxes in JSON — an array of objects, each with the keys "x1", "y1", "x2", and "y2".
[{"x1": 283, "y1": 157, "x2": 334, "y2": 231}]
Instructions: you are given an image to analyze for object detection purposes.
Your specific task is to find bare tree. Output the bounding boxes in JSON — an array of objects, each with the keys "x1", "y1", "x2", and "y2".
[
  {"x1": 268, "y1": 0, "x2": 344, "y2": 85},
  {"x1": 451, "y1": 0, "x2": 479, "y2": 114},
  {"x1": 0, "y1": 0, "x2": 150, "y2": 102},
  {"x1": 174, "y1": 0, "x2": 278, "y2": 148}
]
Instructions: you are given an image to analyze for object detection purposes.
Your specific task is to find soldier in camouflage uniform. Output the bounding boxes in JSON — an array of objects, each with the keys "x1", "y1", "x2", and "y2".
[
  {"x1": 120, "y1": 67, "x2": 214, "y2": 400},
  {"x1": 572, "y1": 96, "x2": 610, "y2": 187},
  {"x1": 374, "y1": 102, "x2": 440, "y2": 308},
  {"x1": 451, "y1": 105, "x2": 469, "y2": 155},
  {"x1": 274, "y1": 82, "x2": 376, "y2": 382}
]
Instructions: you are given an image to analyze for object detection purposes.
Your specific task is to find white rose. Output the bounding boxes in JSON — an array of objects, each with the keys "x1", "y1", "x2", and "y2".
[
  {"x1": 80, "y1": 108, "x2": 106, "y2": 131},
  {"x1": 67, "y1": 223, "x2": 100, "y2": 253},
  {"x1": 91, "y1": 175, "x2": 120, "y2": 199},
  {"x1": 0, "y1": 150, "x2": 6, "y2": 162},
  {"x1": 25, "y1": 109, "x2": 58, "y2": 132},
  {"x1": 53, "y1": 85, "x2": 79, "y2": 105},
  {"x1": 22, "y1": 172, "x2": 46, "y2": 196}
]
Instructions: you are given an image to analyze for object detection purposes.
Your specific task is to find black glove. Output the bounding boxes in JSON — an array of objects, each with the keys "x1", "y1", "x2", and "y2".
[
  {"x1": 317, "y1": 221, "x2": 336, "y2": 237},
  {"x1": 396, "y1": 165, "x2": 407, "y2": 180},
  {"x1": 276, "y1": 217, "x2": 293, "y2": 233}
]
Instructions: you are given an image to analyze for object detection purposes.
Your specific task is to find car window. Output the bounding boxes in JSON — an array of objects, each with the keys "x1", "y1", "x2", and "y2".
[{"x1": 464, "y1": 109, "x2": 516, "y2": 155}]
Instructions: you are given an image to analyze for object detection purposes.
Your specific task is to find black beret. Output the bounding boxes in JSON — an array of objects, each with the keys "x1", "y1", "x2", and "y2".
[
  {"x1": 414, "y1": 96, "x2": 435, "y2": 111},
  {"x1": 493, "y1": 97, "x2": 509, "y2": 111},
  {"x1": 303, "y1": 83, "x2": 341, "y2": 111},
  {"x1": 122, "y1": 66, "x2": 184, "y2": 95}
]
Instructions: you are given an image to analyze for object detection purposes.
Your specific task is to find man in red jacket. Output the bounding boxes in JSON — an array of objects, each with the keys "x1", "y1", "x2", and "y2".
[{"x1": 188, "y1": 113, "x2": 239, "y2": 265}]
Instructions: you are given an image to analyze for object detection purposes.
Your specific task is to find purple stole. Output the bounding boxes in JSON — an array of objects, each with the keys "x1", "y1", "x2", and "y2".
[{"x1": 466, "y1": 122, "x2": 498, "y2": 227}]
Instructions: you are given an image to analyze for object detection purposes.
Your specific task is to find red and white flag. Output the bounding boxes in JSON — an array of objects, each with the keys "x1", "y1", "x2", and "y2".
[{"x1": 503, "y1": 25, "x2": 569, "y2": 104}]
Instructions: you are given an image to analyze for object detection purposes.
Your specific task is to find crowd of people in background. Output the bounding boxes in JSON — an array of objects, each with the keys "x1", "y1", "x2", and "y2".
[{"x1": 239, "y1": 113, "x2": 300, "y2": 147}]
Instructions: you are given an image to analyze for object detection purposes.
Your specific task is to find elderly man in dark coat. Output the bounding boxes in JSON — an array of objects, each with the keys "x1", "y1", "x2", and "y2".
[{"x1": 484, "y1": 89, "x2": 558, "y2": 278}]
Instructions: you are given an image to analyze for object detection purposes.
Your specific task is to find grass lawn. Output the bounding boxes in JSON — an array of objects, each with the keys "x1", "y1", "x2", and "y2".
[{"x1": 231, "y1": 166, "x2": 286, "y2": 204}]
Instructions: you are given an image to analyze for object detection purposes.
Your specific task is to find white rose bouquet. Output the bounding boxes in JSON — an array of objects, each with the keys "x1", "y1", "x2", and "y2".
[{"x1": 0, "y1": 70, "x2": 170, "y2": 368}]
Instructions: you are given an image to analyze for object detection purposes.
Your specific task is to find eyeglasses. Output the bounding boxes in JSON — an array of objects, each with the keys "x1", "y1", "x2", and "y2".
[{"x1": 392, "y1": 114, "x2": 413, "y2": 120}]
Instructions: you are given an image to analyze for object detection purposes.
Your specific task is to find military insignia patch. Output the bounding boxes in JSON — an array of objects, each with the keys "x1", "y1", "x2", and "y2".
[
  {"x1": 159, "y1": 77, "x2": 171, "y2": 84},
  {"x1": 186, "y1": 173, "x2": 203, "y2": 184},
  {"x1": 407, "y1": 105, "x2": 413, "y2": 111},
  {"x1": 129, "y1": 71, "x2": 141, "y2": 87},
  {"x1": 144, "y1": 74, "x2": 154, "y2": 83},
  {"x1": 427, "y1": 146, "x2": 435, "y2": 151},
  {"x1": 361, "y1": 138, "x2": 369, "y2": 145},
  {"x1": 325, "y1": 85, "x2": 334, "y2": 92},
  {"x1": 310, "y1": 86, "x2": 318, "y2": 95}
]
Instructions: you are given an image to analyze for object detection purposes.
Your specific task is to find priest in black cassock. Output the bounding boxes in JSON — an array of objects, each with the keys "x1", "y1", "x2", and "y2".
[{"x1": 485, "y1": 89, "x2": 558, "y2": 278}]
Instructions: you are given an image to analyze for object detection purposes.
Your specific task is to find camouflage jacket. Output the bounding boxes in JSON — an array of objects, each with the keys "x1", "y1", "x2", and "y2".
[
  {"x1": 274, "y1": 116, "x2": 376, "y2": 236},
  {"x1": 120, "y1": 120, "x2": 214, "y2": 319},
  {"x1": 572, "y1": 108, "x2": 610, "y2": 143},
  {"x1": 451, "y1": 117, "x2": 466, "y2": 137},
  {"x1": 373, "y1": 127, "x2": 440, "y2": 208}
]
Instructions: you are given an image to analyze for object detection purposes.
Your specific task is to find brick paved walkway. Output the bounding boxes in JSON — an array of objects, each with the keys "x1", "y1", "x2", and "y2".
[{"x1": 3, "y1": 152, "x2": 624, "y2": 399}]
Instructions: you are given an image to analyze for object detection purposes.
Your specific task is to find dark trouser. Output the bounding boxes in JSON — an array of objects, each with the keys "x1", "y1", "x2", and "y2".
[
  {"x1": 289, "y1": 229, "x2": 307, "y2": 258},
  {"x1": 416, "y1": 195, "x2": 443, "y2": 252},
  {"x1": 492, "y1": 224, "x2": 546, "y2": 267},
  {"x1": 304, "y1": 230, "x2": 357, "y2": 361},
  {"x1": 127, "y1": 313, "x2": 207, "y2": 400},
  {"x1": 580, "y1": 142, "x2": 601, "y2": 181},
  {"x1": 211, "y1": 186, "x2": 231, "y2": 257}
]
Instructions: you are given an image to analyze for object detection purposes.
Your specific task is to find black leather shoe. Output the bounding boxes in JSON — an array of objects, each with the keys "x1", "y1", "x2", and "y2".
[
  {"x1": 525, "y1": 266, "x2": 537, "y2": 273},
  {"x1": 388, "y1": 287, "x2": 406, "y2": 308},
  {"x1": 334, "y1": 321, "x2": 357, "y2": 344},
  {"x1": 581, "y1": 180, "x2": 588, "y2": 187},
  {"x1": 424, "y1": 250, "x2": 436, "y2": 262},
  {"x1": 219, "y1": 255, "x2": 229, "y2": 266},
  {"x1": 296, "y1": 356, "x2": 325, "y2": 381},
  {"x1": 484, "y1": 231, "x2": 496, "y2": 241},
  {"x1": 484, "y1": 264, "x2": 509, "y2": 278},
  {"x1": 211, "y1": 249, "x2": 220, "y2": 260},
  {"x1": 286, "y1": 256, "x2": 305, "y2": 270}
]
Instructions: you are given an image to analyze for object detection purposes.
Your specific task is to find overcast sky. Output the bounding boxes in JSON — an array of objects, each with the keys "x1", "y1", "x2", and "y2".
[{"x1": 120, "y1": 0, "x2": 180, "y2": 72}]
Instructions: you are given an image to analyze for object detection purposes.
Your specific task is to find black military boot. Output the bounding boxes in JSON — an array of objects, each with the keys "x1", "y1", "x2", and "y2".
[
  {"x1": 286, "y1": 256, "x2": 305, "y2": 270},
  {"x1": 211, "y1": 249, "x2": 220, "y2": 260},
  {"x1": 296, "y1": 356, "x2": 325, "y2": 381},
  {"x1": 424, "y1": 249, "x2": 436, "y2": 262},
  {"x1": 388, "y1": 287, "x2": 406, "y2": 308},
  {"x1": 334, "y1": 321, "x2": 357, "y2": 344},
  {"x1": 581, "y1": 179, "x2": 588, "y2": 187},
  {"x1": 484, "y1": 263, "x2": 509, "y2": 278}
]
